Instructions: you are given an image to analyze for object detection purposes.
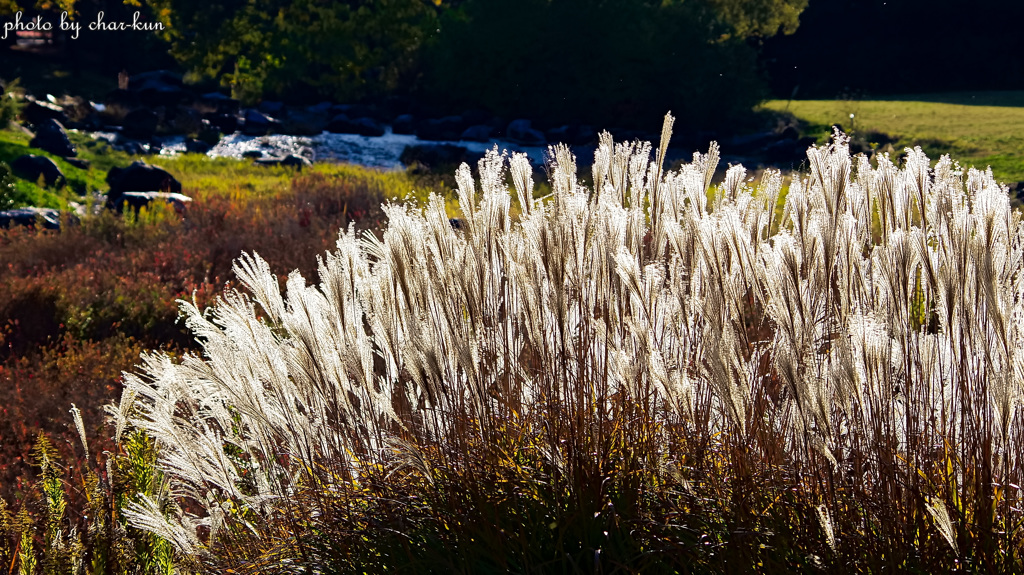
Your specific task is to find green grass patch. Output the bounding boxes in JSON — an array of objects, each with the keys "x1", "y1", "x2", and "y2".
[
  {"x1": 0, "y1": 129, "x2": 118, "y2": 208},
  {"x1": 1, "y1": 125, "x2": 463, "y2": 215},
  {"x1": 761, "y1": 92, "x2": 1024, "y2": 182},
  {"x1": 147, "y1": 154, "x2": 440, "y2": 205}
]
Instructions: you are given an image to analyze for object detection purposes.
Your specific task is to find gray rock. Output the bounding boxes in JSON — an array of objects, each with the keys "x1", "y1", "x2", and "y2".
[
  {"x1": 417, "y1": 116, "x2": 464, "y2": 141},
  {"x1": 779, "y1": 125, "x2": 800, "y2": 140},
  {"x1": 259, "y1": 101, "x2": 286, "y2": 115},
  {"x1": 122, "y1": 108, "x2": 159, "y2": 139},
  {"x1": 23, "y1": 99, "x2": 68, "y2": 126},
  {"x1": 326, "y1": 115, "x2": 385, "y2": 137},
  {"x1": 460, "y1": 125, "x2": 492, "y2": 142},
  {"x1": 306, "y1": 101, "x2": 333, "y2": 114},
  {"x1": 280, "y1": 108, "x2": 328, "y2": 135},
  {"x1": 0, "y1": 207, "x2": 63, "y2": 230},
  {"x1": 196, "y1": 121, "x2": 222, "y2": 145},
  {"x1": 330, "y1": 104, "x2": 374, "y2": 119},
  {"x1": 280, "y1": 154, "x2": 312, "y2": 168},
  {"x1": 461, "y1": 109, "x2": 490, "y2": 126},
  {"x1": 207, "y1": 113, "x2": 239, "y2": 134},
  {"x1": 30, "y1": 119, "x2": 77, "y2": 157},
  {"x1": 11, "y1": 155, "x2": 64, "y2": 187},
  {"x1": 399, "y1": 144, "x2": 483, "y2": 169},
  {"x1": 253, "y1": 154, "x2": 312, "y2": 169},
  {"x1": 64, "y1": 158, "x2": 90, "y2": 170},
  {"x1": 119, "y1": 141, "x2": 148, "y2": 156},
  {"x1": 167, "y1": 106, "x2": 203, "y2": 135},
  {"x1": 506, "y1": 119, "x2": 546, "y2": 145},
  {"x1": 391, "y1": 114, "x2": 415, "y2": 135},
  {"x1": 241, "y1": 108, "x2": 279, "y2": 135},
  {"x1": 106, "y1": 161, "x2": 182, "y2": 209},
  {"x1": 184, "y1": 138, "x2": 212, "y2": 154},
  {"x1": 114, "y1": 191, "x2": 192, "y2": 215}
]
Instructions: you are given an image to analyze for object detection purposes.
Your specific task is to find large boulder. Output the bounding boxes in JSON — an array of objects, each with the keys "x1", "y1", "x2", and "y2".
[
  {"x1": 329, "y1": 104, "x2": 376, "y2": 120},
  {"x1": 280, "y1": 108, "x2": 328, "y2": 135},
  {"x1": 240, "y1": 108, "x2": 280, "y2": 135},
  {"x1": 506, "y1": 119, "x2": 546, "y2": 145},
  {"x1": 460, "y1": 125, "x2": 493, "y2": 142},
  {"x1": 113, "y1": 191, "x2": 192, "y2": 215},
  {"x1": 399, "y1": 144, "x2": 483, "y2": 170},
  {"x1": 545, "y1": 124, "x2": 596, "y2": 146},
  {"x1": 23, "y1": 99, "x2": 69, "y2": 127},
  {"x1": 11, "y1": 155, "x2": 64, "y2": 187},
  {"x1": 325, "y1": 115, "x2": 385, "y2": 137},
  {"x1": 417, "y1": 116, "x2": 464, "y2": 141},
  {"x1": 253, "y1": 154, "x2": 312, "y2": 169},
  {"x1": 122, "y1": 108, "x2": 159, "y2": 139},
  {"x1": 106, "y1": 161, "x2": 182, "y2": 208},
  {"x1": 195, "y1": 120, "x2": 222, "y2": 145},
  {"x1": 391, "y1": 114, "x2": 415, "y2": 135},
  {"x1": 184, "y1": 138, "x2": 213, "y2": 154},
  {"x1": 460, "y1": 109, "x2": 490, "y2": 126},
  {"x1": 30, "y1": 119, "x2": 77, "y2": 157},
  {"x1": 259, "y1": 101, "x2": 286, "y2": 116},
  {"x1": 59, "y1": 96, "x2": 102, "y2": 130},
  {"x1": 167, "y1": 106, "x2": 203, "y2": 135},
  {"x1": 206, "y1": 113, "x2": 239, "y2": 134},
  {"x1": 130, "y1": 71, "x2": 192, "y2": 108},
  {"x1": 306, "y1": 101, "x2": 334, "y2": 114},
  {"x1": 0, "y1": 207, "x2": 62, "y2": 230}
]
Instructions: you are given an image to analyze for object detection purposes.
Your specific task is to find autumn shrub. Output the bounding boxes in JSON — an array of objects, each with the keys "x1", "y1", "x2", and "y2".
[
  {"x1": 116, "y1": 116, "x2": 1024, "y2": 573},
  {"x1": 0, "y1": 170, "x2": 387, "y2": 507}
]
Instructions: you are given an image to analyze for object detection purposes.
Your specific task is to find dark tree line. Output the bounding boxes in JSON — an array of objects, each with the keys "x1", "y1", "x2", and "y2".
[
  {"x1": 4, "y1": 0, "x2": 812, "y2": 126},
  {"x1": 762, "y1": 0, "x2": 1024, "y2": 98}
]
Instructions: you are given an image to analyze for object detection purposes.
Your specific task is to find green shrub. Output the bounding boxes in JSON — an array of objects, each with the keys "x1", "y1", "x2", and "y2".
[
  {"x1": 0, "y1": 161, "x2": 15, "y2": 209},
  {"x1": 0, "y1": 79, "x2": 22, "y2": 130},
  {"x1": 422, "y1": 0, "x2": 766, "y2": 130}
]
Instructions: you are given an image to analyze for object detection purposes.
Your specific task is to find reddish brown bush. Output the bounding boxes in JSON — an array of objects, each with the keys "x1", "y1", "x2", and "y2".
[{"x1": 0, "y1": 171, "x2": 387, "y2": 498}]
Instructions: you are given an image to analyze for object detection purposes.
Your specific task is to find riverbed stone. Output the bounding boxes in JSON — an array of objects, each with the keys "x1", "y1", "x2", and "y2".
[
  {"x1": 391, "y1": 114, "x2": 415, "y2": 135},
  {"x1": 506, "y1": 119, "x2": 546, "y2": 145},
  {"x1": 30, "y1": 119, "x2": 76, "y2": 157},
  {"x1": 11, "y1": 155, "x2": 64, "y2": 187}
]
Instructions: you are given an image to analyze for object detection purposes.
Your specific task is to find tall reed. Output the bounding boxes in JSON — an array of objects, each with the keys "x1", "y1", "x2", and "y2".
[{"x1": 118, "y1": 115, "x2": 1024, "y2": 573}]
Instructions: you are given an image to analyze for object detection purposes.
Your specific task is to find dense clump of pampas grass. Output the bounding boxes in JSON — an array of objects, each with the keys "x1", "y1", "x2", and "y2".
[{"x1": 117, "y1": 115, "x2": 1024, "y2": 573}]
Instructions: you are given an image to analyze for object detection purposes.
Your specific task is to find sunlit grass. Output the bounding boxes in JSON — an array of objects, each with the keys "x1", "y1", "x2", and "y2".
[{"x1": 761, "y1": 92, "x2": 1024, "y2": 181}]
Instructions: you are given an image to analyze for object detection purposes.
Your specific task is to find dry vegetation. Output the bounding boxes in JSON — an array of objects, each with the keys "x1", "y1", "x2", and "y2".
[{"x1": 97, "y1": 116, "x2": 1024, "y2": 573}]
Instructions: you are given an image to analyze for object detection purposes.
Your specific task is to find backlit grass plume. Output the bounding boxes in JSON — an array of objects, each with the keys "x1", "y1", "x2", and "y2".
[{"x1": 117, "y1": 116, "x2": 1024, "y2": 573}]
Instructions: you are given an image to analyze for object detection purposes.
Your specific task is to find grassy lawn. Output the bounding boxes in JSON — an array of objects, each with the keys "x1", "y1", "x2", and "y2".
[{"x1": 761, "y1": 91, "x2": 1024, "y2": 183}]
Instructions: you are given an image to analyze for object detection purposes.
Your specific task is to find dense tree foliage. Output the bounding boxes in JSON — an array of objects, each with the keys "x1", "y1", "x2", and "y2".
[
  {"x1": 139, "y1": 0, "x2": 805, "y2": 120},
  {"x1": 141, "y1": 0, "x2": 441, "y2": 103},
  {"x1": 1, "y1": 0, "x2": 808, "y2": 123},
  {"x1": 421, "y1": 0, "x2": 806, "y2": 129},
  {"x1": 762, "y1": 0, "x2": 1024, "y2": 98}
]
